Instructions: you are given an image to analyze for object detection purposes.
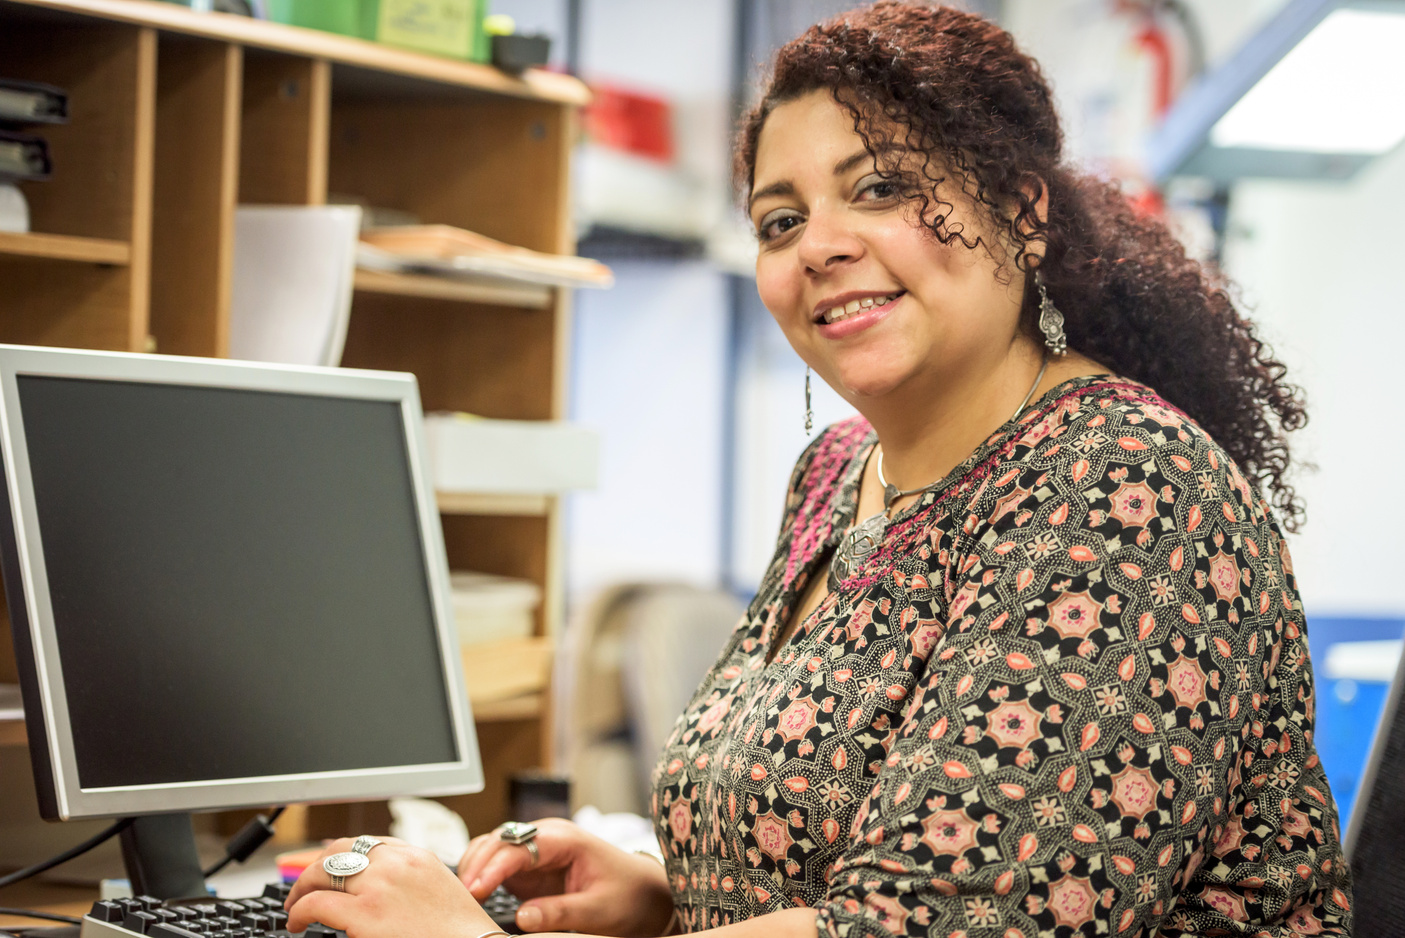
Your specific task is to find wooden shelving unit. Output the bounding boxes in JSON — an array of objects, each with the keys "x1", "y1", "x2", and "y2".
[
  {"x1": 0, "y1": 231, "x2": 132, "y2": 264},
  {"x1": 0, "y1": 0, "x2": 584, "y2": 841}
]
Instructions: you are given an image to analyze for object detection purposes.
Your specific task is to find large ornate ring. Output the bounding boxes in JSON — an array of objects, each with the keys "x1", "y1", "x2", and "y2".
[
  {"x1": 497, "y1": 821, "x2": 539, "y2": 869},
  {"x1": 323, "y1": 849, "x2": 371, "y2": 892},
  {"x1": 351, "y1": 834, "x2": 382, "y2": 856}
]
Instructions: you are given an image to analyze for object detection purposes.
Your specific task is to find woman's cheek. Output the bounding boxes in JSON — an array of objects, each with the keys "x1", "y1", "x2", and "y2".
[{"x1": 756, "y1": 261, "x2": 805, "y2": 336}]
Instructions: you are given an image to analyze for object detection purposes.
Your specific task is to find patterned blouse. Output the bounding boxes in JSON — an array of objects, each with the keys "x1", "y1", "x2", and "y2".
[{"x1": 649, "y1": 375, "x2": 1354, "y2": 937}]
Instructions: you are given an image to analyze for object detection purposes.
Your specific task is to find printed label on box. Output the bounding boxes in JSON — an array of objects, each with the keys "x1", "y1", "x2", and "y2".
[{"x1": 378, "y1": 0, "x2": 476, "y2": 58}]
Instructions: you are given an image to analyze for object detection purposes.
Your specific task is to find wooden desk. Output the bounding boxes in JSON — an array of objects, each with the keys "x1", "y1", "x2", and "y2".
[{"x1": 0, "y1": 879, "x2": 94, "y2": 929}]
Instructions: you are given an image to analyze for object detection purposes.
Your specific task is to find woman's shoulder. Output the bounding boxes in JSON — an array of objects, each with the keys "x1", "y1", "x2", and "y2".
[
  {"x1": 985, "y1": 375, "x2": 1269, "y2": 530},
  {"x1": 783, "y1": 414, "x2": 873, "y2": 505}
]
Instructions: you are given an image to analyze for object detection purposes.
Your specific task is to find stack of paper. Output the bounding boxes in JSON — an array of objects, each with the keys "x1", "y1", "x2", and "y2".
[
  {"x1": 450, "y1": 571, "x2": 541, "y2": 646},
  {"x1": 358, "y1": 224, "x2": 613, "y2": 290}
]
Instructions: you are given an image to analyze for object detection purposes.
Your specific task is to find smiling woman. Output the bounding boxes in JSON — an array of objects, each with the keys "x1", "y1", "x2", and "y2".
[{"x1": 282, "y1": 5, "x2": 1351, "y2": 938}]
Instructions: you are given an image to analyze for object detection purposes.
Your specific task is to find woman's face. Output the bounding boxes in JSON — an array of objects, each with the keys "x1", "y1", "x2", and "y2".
[{"x1": 749, "y1": 90, "x2": 1028, "y2": 405}]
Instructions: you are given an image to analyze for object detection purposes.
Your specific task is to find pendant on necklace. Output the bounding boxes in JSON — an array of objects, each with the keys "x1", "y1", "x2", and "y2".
[{"x1": 829, "y1": 510, "x2": 888, "y2": 589}]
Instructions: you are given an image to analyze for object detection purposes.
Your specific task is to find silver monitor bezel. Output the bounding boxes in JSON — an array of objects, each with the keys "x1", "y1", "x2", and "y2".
[{"x1": 0, "y1": 344, "x2": 483, "y2": 820}]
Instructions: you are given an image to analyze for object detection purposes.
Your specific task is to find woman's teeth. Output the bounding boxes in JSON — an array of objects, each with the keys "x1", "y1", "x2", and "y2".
[{"x1": 821, "y1": 293, "x2": 900, "y2": 324}]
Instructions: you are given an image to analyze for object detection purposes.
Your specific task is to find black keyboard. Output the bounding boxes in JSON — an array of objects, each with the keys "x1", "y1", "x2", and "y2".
[{"x1": 80, "y1": 881, "x2": 521, "y2": 938}]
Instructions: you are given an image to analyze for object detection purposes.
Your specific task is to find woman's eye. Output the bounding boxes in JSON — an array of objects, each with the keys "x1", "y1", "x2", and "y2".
[
  {"x1": 757, "y1": 211, "x2": 803, "y2": 242},
  {"x1": 856, "y1": 175, "x2": 901, "y2": 202}
]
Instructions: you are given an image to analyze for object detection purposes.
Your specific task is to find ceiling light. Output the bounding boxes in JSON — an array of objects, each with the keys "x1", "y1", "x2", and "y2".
[{"x1": 1149, "y1": 0, "x2": 1405, "y2": 183}]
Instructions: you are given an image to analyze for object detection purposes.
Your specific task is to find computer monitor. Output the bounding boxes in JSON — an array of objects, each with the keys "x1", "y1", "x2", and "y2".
[{"x1": 0, "y1": 344, "x2": 483, "y2": 893}]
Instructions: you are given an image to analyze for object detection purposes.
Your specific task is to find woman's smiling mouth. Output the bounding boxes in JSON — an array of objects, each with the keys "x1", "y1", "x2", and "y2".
[{"x1": 814, "y1": 291, "x2": 905, "y2": 338}]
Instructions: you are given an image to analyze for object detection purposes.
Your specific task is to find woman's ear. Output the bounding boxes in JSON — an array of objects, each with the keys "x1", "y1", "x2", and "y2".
[{"x1": 1014, "y1": 174, "x2": 1049, "y2": 268}]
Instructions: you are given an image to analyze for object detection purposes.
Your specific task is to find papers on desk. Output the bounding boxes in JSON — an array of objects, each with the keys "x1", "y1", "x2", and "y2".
[
  {"x1": 358, "y1": 224, "x2": 614, "y2": 290},
  {"x1": 0, "y1": 682, "x2": 22, "y2": 721},
  {"x1": 230, "y1": 205, "x2": 362, "y2": 367}
]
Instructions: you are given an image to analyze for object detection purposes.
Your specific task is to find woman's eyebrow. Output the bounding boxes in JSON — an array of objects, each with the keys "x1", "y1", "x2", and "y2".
[
  {"x1": 749, "y1": 145, "x2": 897, "y2": 211},
  {"x1": 748, "y1": 180, "x2": 794, "y2": 211},
  {"x1": 832, "y1": 148, "x2": 876, "y2": 176}
]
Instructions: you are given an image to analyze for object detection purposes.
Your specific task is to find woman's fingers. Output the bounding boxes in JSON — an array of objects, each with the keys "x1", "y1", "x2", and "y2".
[
  {"x1": 514, "y1": 892, "x2": 592, "y2": 933},
  {"x1": 464, "y1": 840, "x2": 537, "y2": 898},
  {"x1": 285, "y1": 888, "x2": 354, "y2": 934},
  {"x1": 284, "y1": 838, "x2": 357, "y2": 911},
  {"x1": 455, "y1": 831, "x2": 507, "y2": 886}
]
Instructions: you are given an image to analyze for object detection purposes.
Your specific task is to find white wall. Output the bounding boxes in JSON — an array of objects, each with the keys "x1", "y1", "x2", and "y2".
[
  {"x1": 566, "y1": 262, "x2": 730, "y2": 596},
  {"x1": 1221, "y1": 148, "x2": 1405, "y2": 616}
]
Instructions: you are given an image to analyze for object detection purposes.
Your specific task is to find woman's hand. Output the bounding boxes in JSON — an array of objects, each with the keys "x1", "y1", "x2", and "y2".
[
  {"x1": 285, "y1": 837, "x2": 496, "y2": 938},
  {"x1": 456, "y1": 818, "x2": 673, "y2": 936}
]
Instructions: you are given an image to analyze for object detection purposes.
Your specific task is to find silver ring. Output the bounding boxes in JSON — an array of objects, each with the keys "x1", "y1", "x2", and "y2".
[
  {"x1": 323, "y1": 850, "x2": 371, "y2": 892},
  {"x1": 352, "y1": 835, "x2": 382, "y2": 856},
  {"x1": 497, "y1": 821, "x2": 539, "y2": 869}
]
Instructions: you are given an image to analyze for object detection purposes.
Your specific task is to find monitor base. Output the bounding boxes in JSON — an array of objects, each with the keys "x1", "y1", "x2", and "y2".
[{"x1": 118, "y1": 814, "x2": 206, "y2": 900}]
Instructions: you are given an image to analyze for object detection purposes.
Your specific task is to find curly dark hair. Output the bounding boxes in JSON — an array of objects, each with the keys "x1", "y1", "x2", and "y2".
[{"x1": 736, "y1": 1, "x2": 1307, "y2": 529}]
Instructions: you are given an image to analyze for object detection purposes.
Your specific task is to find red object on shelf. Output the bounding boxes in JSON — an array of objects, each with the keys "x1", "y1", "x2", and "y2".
[{"x1": 583, "y1": 82, "x2": 674, "y2": 163}]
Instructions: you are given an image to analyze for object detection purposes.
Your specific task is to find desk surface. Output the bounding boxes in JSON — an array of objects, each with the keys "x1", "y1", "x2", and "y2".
[{"x1": 0, "y1": 879, "x2": 94, "y2": 928}]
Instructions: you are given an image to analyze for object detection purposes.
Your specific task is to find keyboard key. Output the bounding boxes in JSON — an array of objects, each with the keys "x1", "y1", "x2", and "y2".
[
  {"x1": 89, "y1": 900, "x2": 126, "y2": 922},
  {"x1": 261, "y1": 883, "x2": 292, "y2": 902},
  {"x1": 126, "y1": 910, "x2": 161, "y2": 933},
  {"x1": 150, "y1": 924, "x2": 203, "y2": 938}
]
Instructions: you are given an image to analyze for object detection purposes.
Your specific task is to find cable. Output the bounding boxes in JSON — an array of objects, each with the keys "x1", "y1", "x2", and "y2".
[
  {"x1": 0, "y1": 907, "x2": 82, "y2": 925},
  {"x1": 201, "y1": 807, "x2": 286, "y2": 878},
  {"x1": 0, "y1": 817, "x2": 133, "y2": 891}
]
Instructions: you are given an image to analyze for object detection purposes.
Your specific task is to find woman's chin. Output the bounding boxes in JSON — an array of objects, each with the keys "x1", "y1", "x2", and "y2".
[{"x1": 833, "y1": 372, "x2": 912, "y2": 403}]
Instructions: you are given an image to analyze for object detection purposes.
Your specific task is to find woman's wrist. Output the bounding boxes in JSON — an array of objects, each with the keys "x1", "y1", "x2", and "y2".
[{"x1": 631, "y1": 850, "x2": 678, "y2": 936}]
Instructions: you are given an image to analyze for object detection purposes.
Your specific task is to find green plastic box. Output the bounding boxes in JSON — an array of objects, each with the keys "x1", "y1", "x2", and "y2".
[
  {"x1": 266, "y1": 0, "x2": 488, "y2": 62},
  {"x1": 266, "y1": 0, "x2": 377, "y2": 40}
]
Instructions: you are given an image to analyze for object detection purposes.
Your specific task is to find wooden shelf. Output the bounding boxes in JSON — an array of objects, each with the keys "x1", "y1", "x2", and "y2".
[
  {"x1": 0, "y1": 718, "x2": 26, "y2": 747},
  {"x1": 355, "y1": 268, "x2": 552, "y2": 309},
  {"x1": 2, "y1": 0, "x2": 591, "y2": 105},
  {"x1": 463, "y1": 636, "x2": 552, "y2": 714},
  {"x1": 0, "y1": 230, "x2": 131, "y2": 265},
  {"x1": 472, "y1": 693, "x2": 543, "y2": 722},
  {"x1": 436, "y1": 491, "x2": 551, "y2": 516}
]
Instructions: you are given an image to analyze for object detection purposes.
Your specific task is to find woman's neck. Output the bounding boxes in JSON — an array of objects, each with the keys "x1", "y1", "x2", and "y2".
[{"x1": 858, "y1": 338, "x2": 1101, "y2": 495}]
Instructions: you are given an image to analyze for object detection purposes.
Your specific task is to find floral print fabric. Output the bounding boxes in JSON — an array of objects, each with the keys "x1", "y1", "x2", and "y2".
[{"x1": 649, "y1": 376, "x2": 1353, "y2": 937}]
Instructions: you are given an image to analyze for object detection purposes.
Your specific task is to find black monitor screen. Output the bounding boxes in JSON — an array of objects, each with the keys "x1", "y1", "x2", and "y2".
[{"x1": 16, "y1": 375, "x2": 458, "y2": 789}]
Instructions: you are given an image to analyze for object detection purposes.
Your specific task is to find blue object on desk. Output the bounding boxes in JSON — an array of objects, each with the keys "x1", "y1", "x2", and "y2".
[{"x1": 1306, "y1": 616, "x2": 1405, "y2": 828}]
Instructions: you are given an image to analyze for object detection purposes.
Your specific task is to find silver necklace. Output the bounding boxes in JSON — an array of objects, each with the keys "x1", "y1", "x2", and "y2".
[{"x1": 828, "y1": 356, "x2": 1051, "y2": 587}]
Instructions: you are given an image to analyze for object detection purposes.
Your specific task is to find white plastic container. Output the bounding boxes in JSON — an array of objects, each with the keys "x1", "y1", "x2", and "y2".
[{"x1": 424, "y1": 413, "x2": 599, "y2": 494}]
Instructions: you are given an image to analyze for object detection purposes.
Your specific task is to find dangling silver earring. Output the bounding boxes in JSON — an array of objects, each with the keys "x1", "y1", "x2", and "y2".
[
  {"x1": 1036, "y1": 271, "x2": 1067, "y2": 356},
  {"x1": 804, "y1": 366, "x2": 814, "y2": 435}
]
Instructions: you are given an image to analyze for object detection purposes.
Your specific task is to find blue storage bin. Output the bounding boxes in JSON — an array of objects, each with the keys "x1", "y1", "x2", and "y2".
[{"x1": 1307, "y1": 617, "x2": 1404, "y2": 828}]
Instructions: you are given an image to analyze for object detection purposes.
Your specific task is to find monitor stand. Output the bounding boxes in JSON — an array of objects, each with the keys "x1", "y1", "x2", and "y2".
[{"x1": 119, "y1": 814, "x2": 208, "y2": 899}]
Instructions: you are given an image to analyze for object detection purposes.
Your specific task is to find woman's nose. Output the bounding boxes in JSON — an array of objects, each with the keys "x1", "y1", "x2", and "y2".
[{"x1": 796, "y1": 209, "x2": 863, "y2": 274}]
